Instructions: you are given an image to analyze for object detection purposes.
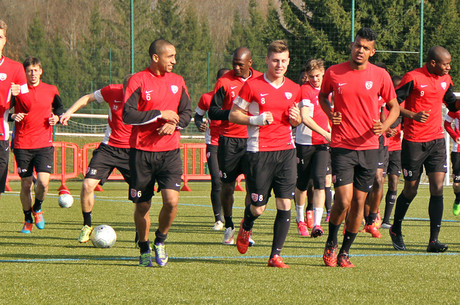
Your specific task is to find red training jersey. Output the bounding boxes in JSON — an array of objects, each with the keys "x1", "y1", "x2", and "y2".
[
  {"x1": 94, "y1": 84, "x2": 132, "y2": 148},
  {"x1": 234, "y1": 74, "x2": 300, "y2": 152},
  {"x1": 444, "y1": 111, "x2": 460, "y2": 153},
  {"x1": 123, "y1": 67, "x2": 192, "y2": 152},
  {"x1": 397, "y1": 64, "x2": 454, "y2": 142},
  {"x1": 14, "y1": 82, "x2": 63, "y2": 149},
  {"x1": 0, "y1": 56, "x2": 29, "y2": 141},
  {"x1": 321, "y1": 62, "x2": 396, "y2": 150},
  {"x1": 208, "y1": 68, "x2": 262, "y2": 138},
  {"x1": 296, "y1": 81, "x2": 330, "y2": 145},
  {"x1": 195, "y1": 91, "x2": 220, "y2": 145}
]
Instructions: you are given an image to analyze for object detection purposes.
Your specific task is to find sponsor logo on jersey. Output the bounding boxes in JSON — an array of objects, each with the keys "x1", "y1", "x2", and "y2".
[
  {"x1": 365, "y1": 81, "x2": 373, "y2": 90},
  {"x1": 0, "y1": 73, "x2": 6, "y2": 81},
  {"x1": 285, "y1": 92, "x2": 292, "y2": 99},
  {"x1": 112, "y1": 105, "x2": 119, "y2": 111},
  {"x1": 441, "y1": 82, "x2": 447, "y2": 90},
  {"x1": 171, "y1": 85, "x2": 179, "y2": 94}
]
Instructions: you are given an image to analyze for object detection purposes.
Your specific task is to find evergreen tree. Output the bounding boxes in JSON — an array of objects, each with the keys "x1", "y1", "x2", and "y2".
[{"x1": 26, "y1": 14, "x2": 49, "y2": 64}]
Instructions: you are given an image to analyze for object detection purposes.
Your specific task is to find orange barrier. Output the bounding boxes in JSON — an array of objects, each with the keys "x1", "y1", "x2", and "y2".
[
  {"x1": 181, "y1": 143, "x2": 245, "y2": 191},
  {"x1": 5, "y1": 142, "x2": 79, "y2": 192}
]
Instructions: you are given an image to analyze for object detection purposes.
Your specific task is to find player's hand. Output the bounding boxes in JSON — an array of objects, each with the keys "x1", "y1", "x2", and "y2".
[
  {"x1": 372, "y1": 119, "x2": 384, "y2": 135},
  {"x1": 49, "y1": 114, "x2": 59, "y2": 126},
  {"x1": 386, "y1": 128, "x2": 397, "y2": 138},
  {"x1": 157, "y1": 122, "x2": 176, "y2": 135},
  {"x1": 413, "y1": 110, "x2": 430, "y2": 123},
  {"x1": 323, "y1": 132, "x2": 331, "y2": 143},
  {"x1": 60, "y1": 113, "x2": 71, "y2": 126},
  {"x1": 456, "y1": 137, "x2": 460, "y2": 145},
  {"x1": 289, "y1": 106, "x2": 301, "y2": 125},
  {"x1": 331, "y1": 111, "x2": 342, "y2": 125},
  {"x1": 160, "y1": 110, "x2": 179, "y2": 124},
  {"x1": 12, "y1": 113, "x2": 27, "y2": 122},
  {"x1": 10, "y1": 83, "x2": 21, "y2": 96},
  {"x1": 199, "y1": 122, "x2": 207, "y2": 132}
]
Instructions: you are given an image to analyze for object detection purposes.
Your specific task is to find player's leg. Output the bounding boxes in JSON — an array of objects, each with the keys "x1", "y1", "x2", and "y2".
[
  {"x1": 0, "y1": 141, "x2": 9, "y2": 201},
  {"x1": 450, "y1": 152, "x2": 460, "y2": 216},
  {"x1": 267, "y1": 197, "x2": 291, "y2": 268},
  {"x1": 206, "y1": 144, "x2": 223, "y2": 229},
  {"x1": 134, "y1": 200, "x2": 153, "y2": 267},
  {"x1": 311, "y1": 146, "x2": 329, "y2": 238},
  {"x1": 382, "y1": 150, "x2": 401, "y2": 228},
  {"x1": 363, "y1": 168, "x2": 384, "y2": 238},
  {"x1": 15, "y1": 148, "x2": 35, "y2": 233},
  {"x1": 294, "y1": 144, "x2": 314, "y2": 236}
]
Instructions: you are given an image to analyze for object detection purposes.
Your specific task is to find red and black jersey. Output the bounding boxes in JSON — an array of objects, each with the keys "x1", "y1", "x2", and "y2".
[
  {"x1": 444, "y1": 111, "x2": 460, "y2": 152},
  {"x1": 0, "y1": 56, "x2": 30, "y2": 141},
  {"x1": 123, "y1": 67, "x2": 192, "y2": 152},
  {"x1": 14, "y1": 81, "x2": 63, "y2": 149},
  {"x1": 208, "y1": 68, "x2": 262, "y2": 138},
  {"x1": 234, "y1": 74, "x2": 300, "y2": 152},
  {"x1": 94, "y1": 84, "x2": 132, "y2": 148},
  {"x1": 195, "y1": 91, "x2": 220, "y2": 145},
  {"x1": 397, "y1": 64, "x2": 455, "y2": 142},
  {"x1": 321, "y1": 62, "x2": 396, "y2": 150},
  {"x1": 296, "y1": 82, "x2": 330, "y2": 145}
]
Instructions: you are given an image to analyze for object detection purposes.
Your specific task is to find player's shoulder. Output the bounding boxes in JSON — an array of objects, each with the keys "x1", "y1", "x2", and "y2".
[
  {"x1": 39, "y1": 82, "x2": 59, "y2": 92},
  {"x1": 3, "y1": 57, "x2": 22, "y2": 68}
]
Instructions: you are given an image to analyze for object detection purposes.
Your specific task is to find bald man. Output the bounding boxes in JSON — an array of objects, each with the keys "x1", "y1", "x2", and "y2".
[
  {"x1": 208, "y1": 47, "x2": 262, "y2": 245},
  {"x1": 390, "y1": 46, "x2": 458, "y2": 253}
]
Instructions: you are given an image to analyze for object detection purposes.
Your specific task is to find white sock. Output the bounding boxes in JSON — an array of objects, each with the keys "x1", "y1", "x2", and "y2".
[
  {"x1": 313, "y1": 207, "x2": 323, "y2": 226},
  {"x1": 296, "y1": 205, "x2": 305, "y2": 222}
]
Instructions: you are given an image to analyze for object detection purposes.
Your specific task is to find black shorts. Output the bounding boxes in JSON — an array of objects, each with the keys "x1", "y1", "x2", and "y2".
[
  {"x1": 0, "y1": 141, "x2": 9, "y2": 193},
  {"x1": 217, "y1": 136, "x2": 247, "y2": 183},
  {"x1": 296, "y1": 143, "x2": 330, "y2": 190},
  {"x1": 85, "y1": 143, "x2": 130, "y2": 185},
  {"x1": 451, "y1": 152, "x2": 460, "y2": 183},
  {"x1": 387, "y1": 150, "x2": 402, "y2": 176},
  {"x1": 14, "y1": 146, "x2": 54, "y2": 178},
  {"x1": 401, "y1": 138, "x2": 447, "y2": 181},
  {"x1": 331, "y1": 147, "x2": 379, "y2": 192},
  {"x1": 246, "y1": 149, "x2": 296, "y2": 207},
  {"x1": 129, "y1": 149, "x2": 182, "y2": 203}
]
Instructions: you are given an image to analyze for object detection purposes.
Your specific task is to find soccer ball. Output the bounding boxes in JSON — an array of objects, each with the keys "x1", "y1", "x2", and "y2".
[
  {"x1": 91, "y1": 225, "x2": 117, "y2": 248},
  {"x1": 58, "y1": 194, "x2": 74, "y2": 208}
]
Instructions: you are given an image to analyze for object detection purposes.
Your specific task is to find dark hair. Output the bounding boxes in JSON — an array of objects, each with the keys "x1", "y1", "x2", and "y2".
[
  {"x1": 304, "y1": 58, "x2": 325, "y2": 73},
  {"x1": 148, "y1": 39, "x2": 173, "y2": 58},
  {"x1": 23, "y1": 57, "x2": 42, "y2": 69},
  {"x1": 355, "y1": 28, "x2": 377, "y2": 42},
  {"x1": 216, "y1": 68, "x2": 230, "y2": 80},
  {"x1": 427, "y1": 46, "x2": 450, "y2": 63}
]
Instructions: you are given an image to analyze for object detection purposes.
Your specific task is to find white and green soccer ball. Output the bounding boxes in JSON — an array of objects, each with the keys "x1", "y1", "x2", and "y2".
[
  {"x1": 58, "y1": 193, "x2": 74, "y2": 208},
  {"x1": 91, "y1": 225, "x2": 117, "y2": 248}
]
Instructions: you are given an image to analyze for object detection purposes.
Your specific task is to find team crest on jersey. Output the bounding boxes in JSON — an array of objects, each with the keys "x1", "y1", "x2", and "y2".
[
  {"x1": 365, "y1": 81, "x2": 373, "y2": 90},
  {"x1": 441, "y1": 82, "x2": 447, "y2": 90},
  {"x1": 112, "y1": 105, "x2": 119, "y2": 111},
  {"x1": 0, "y1": 73, "x2": 6, "y2": 81},
  {"x1": 171, "y1": 85, "x2": 179, "y2": 94},
  {"x1": 285, "y1": 92, "x2": 292, "y2": 99}
]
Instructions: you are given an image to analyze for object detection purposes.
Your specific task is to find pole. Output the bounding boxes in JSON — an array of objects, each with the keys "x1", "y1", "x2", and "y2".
[
  {"x1": 351, "y1": 0, "x2": 355, "y2": 42},
  {"x1": 207, "y1": 52, "x2": 210, "y2": 92},
  {"x1": 130, "y1": 0, "x2": 134, "y2": 74},
  {"x1": 109, "y1": 47, "x2": 112, "y2": 84},
  {"x1": 419, "y1": 0, "x2": 424, "y2": 67}
]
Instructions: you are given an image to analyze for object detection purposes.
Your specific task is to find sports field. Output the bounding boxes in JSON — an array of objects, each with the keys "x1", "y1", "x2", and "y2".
[{"x1": 1, "y1": 180, "x2": 459, "y2": 304}]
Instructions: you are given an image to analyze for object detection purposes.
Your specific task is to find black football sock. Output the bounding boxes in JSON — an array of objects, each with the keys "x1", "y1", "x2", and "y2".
[
  {"x1": 138, "y1": 240, "x2": 150, "y2": 254},
  {"x1": 154, "y1": 229, "x2": 167, "y2": 244},
  {"x1": 339, "y1": 230, "x2": 358, "y2": 254},
  {"x1": 367, "y1": 212, "x2": 378, "y2": 226},
  {"x1": 211, "y1": 188, "x2": 222, "y2": 222},
  {"x1": 455, "y1": 192, "x2": 460, "y2": 204},
  {"x1": 83, "y1": 211, "x2": 92, "y2": 227},
  {"x1": 224, "y1": 216, "x2": 234, "y2": 229},
  {"x1": 325, "y1": 187, "x2": 332, "y2": 212},
  {"x1": 428, "y1": 195, "x2": 443, "y2": 242},
  {"x1": 270, "y1": 209, "x2": 291, "y2": 258},
  {"x1": 32, "y1": 199, "x2": 43, "y2": 212},
  {"x1": 383, "y1": 190, "x2": 397, "y2": 223},
  {"x1": 242, "y1": 204, "x2": 258, "y2": 231},
  {"x1": 392, "y1": 192, "x2": 413, "y2": 234},
  {"x1": 23, "y1": 209, "x2": 33, "y2": 223},
  {"x1": 326, "y1": 221, "x2": 340, "y2": 245}
]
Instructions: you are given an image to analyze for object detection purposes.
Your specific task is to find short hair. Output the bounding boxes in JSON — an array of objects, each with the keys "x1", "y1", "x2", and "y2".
[
  {"x1": 0, "y1": 20, "x2": 7, "y2": 35},
  {"x1": 355, "y1": 27, "x2": 377, "y2": 42},
  {"x1": 123, "y1": 73, "x2": 134, "y2": 89},
  {"x1": 23, "y1": 57, "x2": 42, "y2": 70},
  {"x1": 304, "y1": 58, "x2": 325, "y2": 73},
  {"x1": 148, "y1": 39, "x2": 173, "y2": 58},
  {"x1": 427, "y1": 46, "x2": 450, "y2": 63},
  {"x1": 216, "y1": 68, "x2": 230, "y2": 80},
  {"x1": 392, "y1": 75, "x2": 402, "y2": 85},
  {"x1": 267, "y1": 40, "x2": 289, "y2": 57}
]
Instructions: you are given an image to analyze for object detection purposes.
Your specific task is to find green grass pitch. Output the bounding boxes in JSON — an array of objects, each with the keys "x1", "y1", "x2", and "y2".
[{"x1": 0, "y1": 180, "x2": 459, "y2": 304}]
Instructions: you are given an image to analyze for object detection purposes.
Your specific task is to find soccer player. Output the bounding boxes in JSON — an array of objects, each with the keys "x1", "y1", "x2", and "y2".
[
  {"x1": 0, "y1": 20, "x2": 30, "y2": 203},
  {"x1": 208, "y1": 47, "x2": 262, "y2": 245},
  {"x1": 390, "y1": 46, "x2": 458, "y2": 252},
  {"x1": 60, "y1": 75, "x2": 132, "y2": 243},
  {"x1": 12, "y1": 57, "x2": 64, "y2": 233},
  {"x1": 194, "y1": 68, "x2": 230, "y2": 230},
  {"x1": 123, "y1": 39, "x2": 192, "y2": 267},
  {"x1": 294, "y1": 58, "x2": 331, "y2": 238},
  {"x1": 381, "y1": 75, "x2": 403, "y2": 229},
  {"x1": 444, "y1": 109, "x2": 460, "y2": 216},
  {"x1": 319, "y1": 28, "x2": 399, "y2": 267},
  {"x1": 229, "y1": 40, "x2": 301, "y2": 268}
]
